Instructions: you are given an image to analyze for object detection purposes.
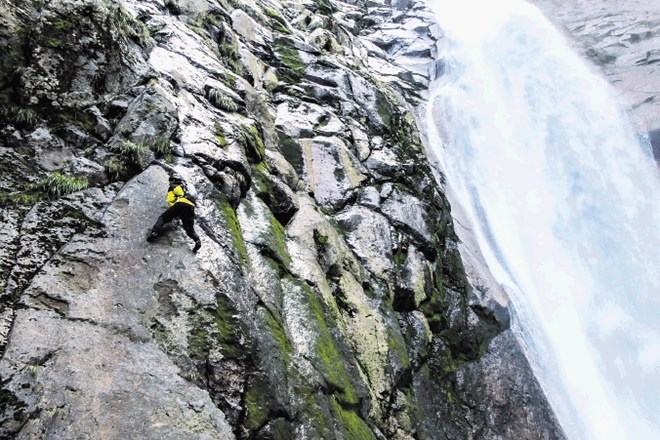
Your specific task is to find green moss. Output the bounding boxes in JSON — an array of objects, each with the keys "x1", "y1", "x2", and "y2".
[
  {"x1": 237, "y1": 124, "x2": 265, "y2": 163},
  {"x1": 375, "y1": 92, "x2": 393, "y2": 127},
  {"x1": 243, "y1": 378, "x2": 270, "y2": 431},
  {"x1": 253, "y1": 169, "x2": 271, "y2": 201},
  {"x1": 330, "y1": 398, "x2": 375, "y2": 440},
  {"x1": 419, "y1": 263, "x2": 448, "y2": 333},
  {"x1": 275, "y1": 38, "x2": 306, "y2": 83},
  {"x1": 214, "y1": 121, "x2": 227, "y2": 148},
  {"x1": 387, "y1": 328, "x2": 410, "y2": 369},
  {"x1": 266, "y1": 211, "x2": 291, "y2": 269},
  {"x1": 252, "y1": 162, "x2": 277, "y2": 215},
  {"x1": 393, "y1": 248, "x2": 408, "y2": 266},
  {"x1": 202, "y1": 13, "x2": 221, "y2": 28},
  {"x1": 313, "y1": 229, "x2": 329, "y2": 247},
  {"x1": 437, "y1": 348, "x2": 464, "y2": 374},
  {"x1": 296, "y1": 278, "x2": 358, "y2": 405},
  {"x1": 186, "y1": 295, "x2": 245, "y2": 368},
  {"x1": 53, "y1": 19, "x2": 75, "y2": 31},
  {"x1": 478, "y1": 341, "x2": 488, "y2": 358},
  {"x1": 447, "y1": 389, "x2": 455, "y2": 405},
  {"x1": 443, "y1": 247, "x2": 468, "y2": 291},
  {"x1": 218, "y1": 196, "x2": 249, "y2": 267},
  {"x1": 265, "y1": 8, "x2": 291, "y2": 34},
  {"x1": 298, "y1": 388, "x2": 334, "y2": 438},
  {"x1": 250, "y1": 126, "x2": 265, "y2": 160},
  {"x1": 264, "y1": 308, "x2": 293, "y2": 366},
  {"x1": 214, "y1": 293, "x2": 245, "y2": 358},
  {"x1": 255, "y1": 161, "x2": 271, "y2": 174},
  {"x1": 46, "y1": 38, "x2": 61, "y2": 48},
  {"x1": 223, "y1": 74, "x2": 237, "y2": 89},
  {"x1": 187, "y1": 326, "x2": 210, "y2": 359}
]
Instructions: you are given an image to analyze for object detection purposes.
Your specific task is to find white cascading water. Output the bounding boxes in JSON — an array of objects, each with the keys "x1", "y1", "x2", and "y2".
[{"x1": 425, "y1": 0, "x2": 660, "y2": 439}]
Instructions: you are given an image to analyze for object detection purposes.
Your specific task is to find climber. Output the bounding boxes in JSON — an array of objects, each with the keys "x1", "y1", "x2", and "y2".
[{"x1": 147, "y1": 171, "x2": 202, "y2": 253}]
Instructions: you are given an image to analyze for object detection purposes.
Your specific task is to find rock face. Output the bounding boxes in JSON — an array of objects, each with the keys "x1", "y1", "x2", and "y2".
[
  {"x1": 0, "y1": 1, "x2": 564, "y2": 439},
  {"x1": 531, "y1": 0, "x2": 660, "y2": 160}
]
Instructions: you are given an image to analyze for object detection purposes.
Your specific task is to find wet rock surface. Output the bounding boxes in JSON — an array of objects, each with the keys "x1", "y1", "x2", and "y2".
[
  {"x1": 532, "y1": 0, "x2": 660, "y2": 159},
  {"x1": 0, "y1": 0, "x2": 564, "y2": 439}
]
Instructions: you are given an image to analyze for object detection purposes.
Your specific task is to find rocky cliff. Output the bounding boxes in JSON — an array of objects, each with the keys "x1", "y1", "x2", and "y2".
[{"x1": 0, "y1": 0, "x2": 564, "y2": 439}]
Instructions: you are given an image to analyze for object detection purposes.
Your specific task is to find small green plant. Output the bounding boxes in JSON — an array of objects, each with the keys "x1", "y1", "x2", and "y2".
[
  {"x1": 0, "y1": 192, "x2": 41, "y2": 206},
  {"x1": 119, "y1": 140, "x2": 146, "y2": 155},
  {"x1": 46, "y1": 38, "x2": 61, "y2": 48},
  {"x1": 110, "y1": 4, "x2": 151, "y2": 48},
  {"x1": 104, "y1": 158, "x2": 128, "y2": 180},
  {"x1": 118, "y1": 140, "x2": 149, "y2": 166},
  {"x1": 53, "y1": 19, "x2": 74, "y2": 31},
  {"x1": 202, "y1": 13, "x2": 221, "y2": 28},
  {"x1": 44, "y1": 406, "x2": 62, "y2": 420},
  {"x1": 223, "y1": 74, "x2": 237, "y2": 89},
  {"x1": 185, "y1": 367, "x2": 200, "y2": 382},
  {"x1": 219, "y1": 42, "x2": 239, "y2": 60},
  {"x1": 30, "y1": 172, "x2": 88, "y2": 197},
  {"x1": 218, "y1": 37, "x2": 243, "y2": 75},
  {"x1": 14, "y1": 107, "x2": 39, "y2": 128},
  {"x1": 150, "y1": 137, "x2": 172, "y2": 155},
  {"x1": 207, "y1": 88, "x2": 239, "y2": 112}
]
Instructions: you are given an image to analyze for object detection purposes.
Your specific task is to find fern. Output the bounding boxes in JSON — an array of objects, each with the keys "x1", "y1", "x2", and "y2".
[
  {"x1": 118, "y1": 141, "x2": 148, "y2": 166},
  {"x1": 208, "y1": 88, "x2": 239, "y2": 112},
  {"x1": 150, "y1": 137, "x2": 172, "y2": 155},
  {"x1": 30, "y1": 172, "x2": 88, "y2": 197},
  {"x1": 104, "y1": 158, "x2": 128, "y2": 180}
]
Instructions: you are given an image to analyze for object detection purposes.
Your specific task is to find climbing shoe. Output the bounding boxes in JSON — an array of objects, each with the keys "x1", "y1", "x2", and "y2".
[{"x1": 193, "y1": 239, "x2": 201, "y2": 253}]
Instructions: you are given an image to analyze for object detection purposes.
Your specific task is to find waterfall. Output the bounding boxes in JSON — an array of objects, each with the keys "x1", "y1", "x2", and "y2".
[{"x1": 425, "y1": 0, "x2": 660, "y2": 438}]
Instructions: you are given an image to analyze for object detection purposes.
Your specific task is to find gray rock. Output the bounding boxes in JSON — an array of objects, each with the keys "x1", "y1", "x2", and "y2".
[
  {"x1": 301, "y1": 136, "x2": 366, "y2": 210},
  {"x1": 335, "y1": 205, "x2": 394, "y2": 279}
]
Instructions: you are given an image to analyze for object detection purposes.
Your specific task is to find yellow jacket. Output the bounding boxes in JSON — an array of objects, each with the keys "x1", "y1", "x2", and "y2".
[{"x1": 167, "y1": 184, "x2": 195, "y2": 207}]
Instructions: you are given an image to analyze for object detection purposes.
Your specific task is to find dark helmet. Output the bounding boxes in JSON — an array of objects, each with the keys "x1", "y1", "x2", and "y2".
[{"x1": 169, "y1": 172, "x2": 183, "y2": 183}]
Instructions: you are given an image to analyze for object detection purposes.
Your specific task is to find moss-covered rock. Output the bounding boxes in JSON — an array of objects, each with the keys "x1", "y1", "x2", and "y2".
[
  {"x1": 274, "y1": 37, "x2": 306, "y2": 84},
  {"x1": 217, "y1": 195, "x2": 249, "y2": 268}
]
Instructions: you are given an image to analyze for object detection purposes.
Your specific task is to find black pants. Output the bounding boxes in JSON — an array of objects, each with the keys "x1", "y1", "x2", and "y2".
[{"x1": 152, "y1": 202, "x2": 199, "y2": 241}]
